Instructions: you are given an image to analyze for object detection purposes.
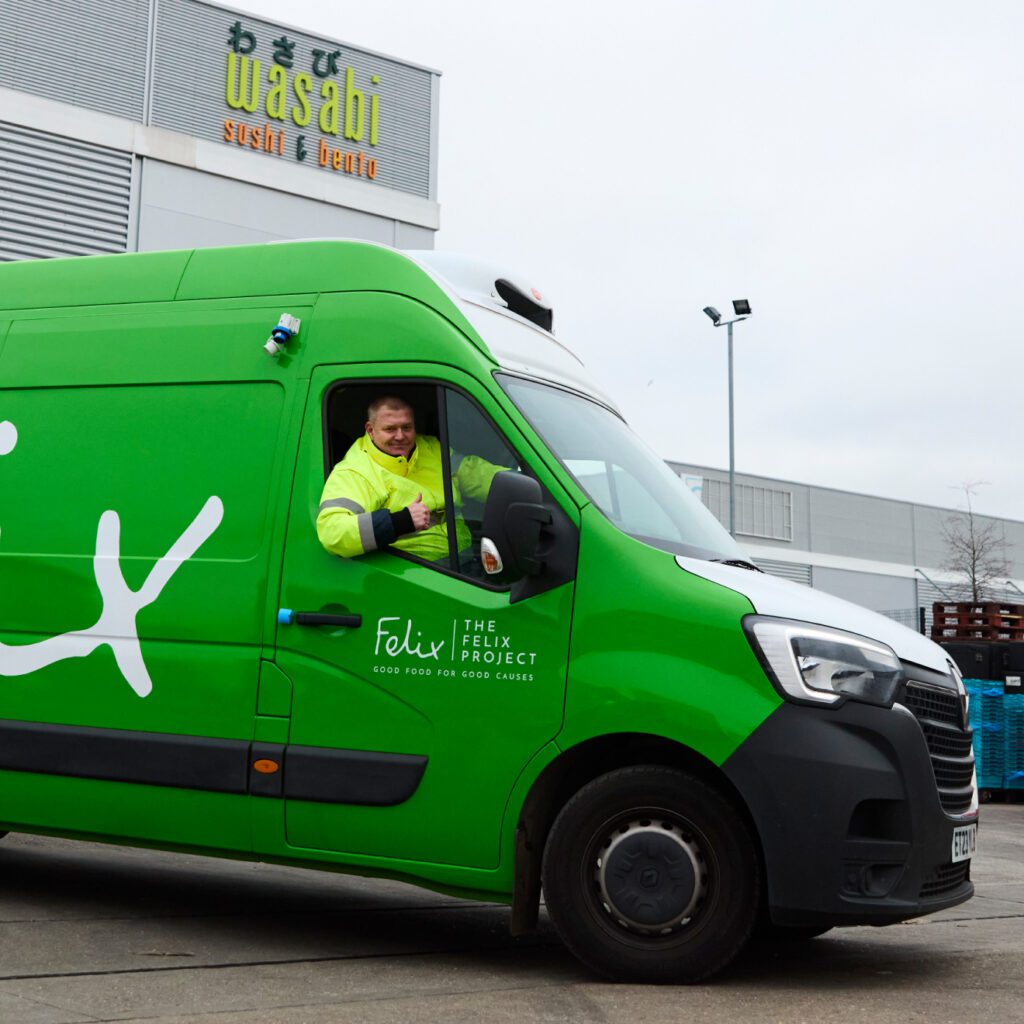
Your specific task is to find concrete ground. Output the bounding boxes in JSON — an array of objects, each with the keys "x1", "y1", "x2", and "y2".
[{"x1": 0, "y1": 805, "x2": 1020, "y2": 1024}]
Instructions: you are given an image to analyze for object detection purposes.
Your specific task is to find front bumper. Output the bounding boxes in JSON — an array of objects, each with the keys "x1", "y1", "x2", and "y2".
[{"x1": 722, "y1": 699, "x2": 977, "y2": 927}]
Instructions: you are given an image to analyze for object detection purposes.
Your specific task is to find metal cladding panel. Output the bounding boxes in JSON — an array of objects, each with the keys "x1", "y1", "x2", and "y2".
[
  {"x1": 812, "y1": 567, "x2": 915, "y2": 612},
  {"x1": 0, "y1": 121, "x2": 132, "y2": 261},
  {"x1": 0, "y1": 0, "x2": 149, "y2": 121},
  {"x1": 151, "y1": 0, "x2": 435, "y2": 198},
  {"x1": 754, "y1": 558, "x2": 812, "y2": 587},
  {"x1": 810, "y1": 488, "x2": 916, "y2": 564}
]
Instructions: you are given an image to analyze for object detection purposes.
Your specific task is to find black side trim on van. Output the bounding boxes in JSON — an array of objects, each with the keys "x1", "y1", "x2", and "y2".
[
  {"x1": 284, "y1": 745, "x2": 427, "y2": 806},
  {"x1": 0, "y1": 719, "x2": 249, "y2": 794},
  {"x1": 0, "y1": 719, "x2": 426, "y2": 807}
]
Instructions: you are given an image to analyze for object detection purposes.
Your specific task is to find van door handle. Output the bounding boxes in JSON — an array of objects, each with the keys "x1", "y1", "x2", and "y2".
[{"x1": 278, "y1": 609, "x2": 362, "y2": 628}]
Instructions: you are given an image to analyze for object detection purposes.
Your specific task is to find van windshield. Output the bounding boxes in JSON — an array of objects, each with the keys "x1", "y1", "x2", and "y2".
[{"x1": 499, "y1": 375, "x2": 746, "y2": 561}]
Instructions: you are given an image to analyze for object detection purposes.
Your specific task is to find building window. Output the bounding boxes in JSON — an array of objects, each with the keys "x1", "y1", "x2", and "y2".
[{"x1": 701, "y1": 478, "x2": 793, "y2": 541}]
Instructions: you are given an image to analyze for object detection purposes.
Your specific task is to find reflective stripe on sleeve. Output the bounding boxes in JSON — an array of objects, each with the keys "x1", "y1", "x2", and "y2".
[
  {"x1": 357, "y1": 512, "x2": 378, "y2": 553},
  {"x1": 319, "y1": 497, "x2": 366, "y2": 514}
]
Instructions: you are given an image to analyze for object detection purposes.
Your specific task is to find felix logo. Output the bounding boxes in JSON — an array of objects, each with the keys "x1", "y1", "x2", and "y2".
[{"x1": 0, "y1": 420, "x2": 223, "y2": 698}]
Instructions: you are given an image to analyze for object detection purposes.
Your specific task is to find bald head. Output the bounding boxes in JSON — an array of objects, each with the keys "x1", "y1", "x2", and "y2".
[{"x1": 366, "y1": 396, "x2": 417, "y2": 459}]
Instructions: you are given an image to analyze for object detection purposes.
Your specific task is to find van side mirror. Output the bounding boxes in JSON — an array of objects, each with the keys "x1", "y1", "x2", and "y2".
[{"x1": 481, "y1": 472, "x2": 552, "y2": 578}]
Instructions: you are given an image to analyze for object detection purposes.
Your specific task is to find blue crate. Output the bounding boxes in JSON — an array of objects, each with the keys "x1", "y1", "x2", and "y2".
[
  {"x1": 965, "y1": 680, "x2": 1006, "y2": 790},
  {"x1": 966, "y1": 679, "x2": 1004, "y2": 725},
  {"x1": 1005, "y1": 692, "x2": 1024, "y2": 791},
  {"x1": 977, "y1": 723, "x2": 1006, "y2": 789}
]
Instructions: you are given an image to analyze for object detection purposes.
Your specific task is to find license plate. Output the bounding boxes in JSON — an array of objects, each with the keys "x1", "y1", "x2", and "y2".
[{"x1": 951, "y1": 823, "x2": 977, "y2": 863}]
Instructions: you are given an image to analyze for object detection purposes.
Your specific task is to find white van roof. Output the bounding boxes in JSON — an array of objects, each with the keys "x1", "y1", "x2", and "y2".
[{"x1": 403, "y1": 250, "x2": 619, "y2": 412}]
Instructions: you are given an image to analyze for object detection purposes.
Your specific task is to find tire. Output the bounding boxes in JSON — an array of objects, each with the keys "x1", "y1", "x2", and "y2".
[{"x1": 541, "y1": 765, "x2": 760, "y2": 983}]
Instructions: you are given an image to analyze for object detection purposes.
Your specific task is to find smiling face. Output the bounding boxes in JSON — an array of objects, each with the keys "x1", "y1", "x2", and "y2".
[{"x1": 366, "y1": 399, "x2": 416, "y2": 459}]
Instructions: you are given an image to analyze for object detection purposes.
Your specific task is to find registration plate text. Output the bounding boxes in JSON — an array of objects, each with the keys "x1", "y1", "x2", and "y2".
[{"x1": 951, "y1": 823, "x2": 977, "y2": 863}]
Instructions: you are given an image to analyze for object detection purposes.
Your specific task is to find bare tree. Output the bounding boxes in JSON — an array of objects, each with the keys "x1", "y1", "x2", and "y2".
[{"x1": 941, "y1": 482, "x2": 1012, "y2": 602}]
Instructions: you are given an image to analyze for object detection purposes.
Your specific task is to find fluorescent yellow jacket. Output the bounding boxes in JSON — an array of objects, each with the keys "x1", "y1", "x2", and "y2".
[{"x1": 316, "y1": 434, "x2": 503, "y2": 560}]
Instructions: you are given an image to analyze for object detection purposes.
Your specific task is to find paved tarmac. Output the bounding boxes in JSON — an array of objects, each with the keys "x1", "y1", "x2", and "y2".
[{"x1": 0, "y1": 804, "x2": 1021, "y2": 1024}]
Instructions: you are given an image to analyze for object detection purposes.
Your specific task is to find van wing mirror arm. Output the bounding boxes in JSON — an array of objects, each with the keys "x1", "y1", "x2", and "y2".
[{"x1": 506, "y1": 502, "x2": 552, "y2": 576}]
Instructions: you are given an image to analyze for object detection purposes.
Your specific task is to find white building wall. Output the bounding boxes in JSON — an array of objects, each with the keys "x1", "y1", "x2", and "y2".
[{"x1": 136, "y1": 160, "x2": 434, "y2": 251}]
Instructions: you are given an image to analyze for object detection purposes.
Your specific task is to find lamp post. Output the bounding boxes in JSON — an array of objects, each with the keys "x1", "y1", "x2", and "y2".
[{"x1": 703, "y1": 300, "x2": 752, "y2": 538}]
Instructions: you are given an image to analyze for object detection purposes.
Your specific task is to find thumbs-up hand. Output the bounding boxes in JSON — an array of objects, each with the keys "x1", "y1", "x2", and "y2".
[{"x1": 408, "y1": 492, "x2": 431, "y2": 531}]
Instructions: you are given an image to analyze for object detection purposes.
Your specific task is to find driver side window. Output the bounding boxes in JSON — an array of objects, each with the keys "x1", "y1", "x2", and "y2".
[
  {"x1": 322, "y1": 382, "x2": 522, "y2": 583},
  {"x1": 444, "y1": 389, "x2": 521, "y2": 577}
]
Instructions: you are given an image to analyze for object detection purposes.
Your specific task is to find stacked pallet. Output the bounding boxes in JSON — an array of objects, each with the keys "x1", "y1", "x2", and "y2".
[{"x1": 932, "y1": 602, "x2": 1024, "y2": 642}]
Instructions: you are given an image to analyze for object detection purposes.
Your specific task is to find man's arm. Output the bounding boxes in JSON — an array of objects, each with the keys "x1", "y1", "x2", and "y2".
[
  {"x1": 454, "y1": 455, "x2": 508, "y2": 502},
  {"x1": 317, "y1": 469, "x2": 430, "y2": 558}
]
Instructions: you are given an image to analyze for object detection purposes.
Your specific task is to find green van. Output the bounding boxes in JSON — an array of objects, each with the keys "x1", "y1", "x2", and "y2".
[{"x1": 0, "y1": 240, "x2": 977, "y2": 981}]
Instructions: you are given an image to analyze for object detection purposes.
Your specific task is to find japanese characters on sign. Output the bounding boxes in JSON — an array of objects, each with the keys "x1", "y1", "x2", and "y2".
[{"x1": 223, "y1": 20, "x2": 382, "y2": 181}]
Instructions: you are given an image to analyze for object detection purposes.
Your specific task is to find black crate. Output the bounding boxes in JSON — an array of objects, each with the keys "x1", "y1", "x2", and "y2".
[
  {"x1": 1001, "y1": 643, "x2": 1024, "y2": 673},
  {"x1": 991, "y1": 644, "x2": 1009, "y2": 676},
  {"x1": 941, "y1": 642, "x2": 999, "y2": 680}
]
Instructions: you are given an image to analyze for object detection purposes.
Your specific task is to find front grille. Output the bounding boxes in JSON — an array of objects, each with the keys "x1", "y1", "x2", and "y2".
[
  {"x1": 920, "y1": 722, "x2": 974, "y2": 758},
  {"x1": 932, "y1": 758, "x2": 975, "y2": 790},
  {"x1": 903, "y1": 683, "x2": 965, "y2": 728},
  {"x1": 919, "y1": 860, "x2": 970, "y2": 899},
  {"x1": 903, "y1": 681, "x2": 975, "y2": 815}
]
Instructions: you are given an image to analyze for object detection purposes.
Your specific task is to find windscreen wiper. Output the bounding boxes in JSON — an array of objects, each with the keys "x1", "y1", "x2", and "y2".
[{"x1": 711, "y1": 558, "x2": 764, "y2": 572}]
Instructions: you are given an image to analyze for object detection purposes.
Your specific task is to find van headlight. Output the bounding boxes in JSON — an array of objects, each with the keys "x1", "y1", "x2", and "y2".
[{"x1": 744, "y1": 616, "x2": 903, "y2": 707}]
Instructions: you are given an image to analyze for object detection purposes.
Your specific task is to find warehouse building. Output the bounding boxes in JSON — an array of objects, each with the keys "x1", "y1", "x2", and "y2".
[
  {"x1": 0, "y1": 0, "x2": 439, "y2": 260},
  {"x1": 671, "y1": 461, "x2": 1024, "y2": 628},
  {"x1": 7, "y1": 1, "x2": 1019, "y2": 634}
]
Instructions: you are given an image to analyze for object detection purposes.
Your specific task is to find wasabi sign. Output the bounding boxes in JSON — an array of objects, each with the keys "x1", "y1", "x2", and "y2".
[
  {"x1": 223, "y1": 20, "x2": 382, "y2": 181},
  {"x1": 149, "y1": 0, "x2": 436, "y2": 199}
]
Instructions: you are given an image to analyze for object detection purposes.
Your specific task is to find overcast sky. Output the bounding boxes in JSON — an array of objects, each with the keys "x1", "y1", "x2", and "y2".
[{"x1": 241, "y1": 0, "x2": 1024, "y2": 519}]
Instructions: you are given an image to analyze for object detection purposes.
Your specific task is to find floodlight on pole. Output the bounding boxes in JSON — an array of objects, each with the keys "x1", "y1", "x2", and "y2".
[{"x1": 703, "y1": 299, "x2": 751, "y2": 538}]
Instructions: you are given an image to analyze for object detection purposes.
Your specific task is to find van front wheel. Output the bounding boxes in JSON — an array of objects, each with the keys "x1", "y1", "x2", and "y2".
[{"x1": 541, "y1": 766, "x2": 759, "y2": 983}]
